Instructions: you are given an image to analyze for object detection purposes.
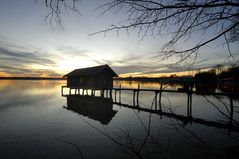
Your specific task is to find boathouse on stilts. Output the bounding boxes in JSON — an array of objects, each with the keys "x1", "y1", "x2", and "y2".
[{"x1": 62, "y1": 64, "x2": 118, "y2": 97}]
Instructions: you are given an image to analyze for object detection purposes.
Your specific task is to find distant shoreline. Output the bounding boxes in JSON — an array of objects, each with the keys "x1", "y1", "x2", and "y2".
[
  {"x1": 0, "y1": 77, "x2": 66, "y2": 80},
  {"x1": 0, "y1": 77, "x2": 192, "y2": 82},
  {"x1": 114, "y1": 77, "x2": 194, "y2": 83},
  {"x1": 0, "y1": 77, "x2": 237, "y2": 83}
]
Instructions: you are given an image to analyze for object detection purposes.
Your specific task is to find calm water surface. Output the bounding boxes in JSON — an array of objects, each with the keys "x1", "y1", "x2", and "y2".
[{"x1": 0, "y1": 80, "x2": 239, "y2": 159}]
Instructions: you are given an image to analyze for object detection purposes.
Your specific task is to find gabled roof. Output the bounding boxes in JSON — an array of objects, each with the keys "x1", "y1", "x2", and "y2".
[{"x1": 63, "y1": 64, "x2": 118, "y2": 77}]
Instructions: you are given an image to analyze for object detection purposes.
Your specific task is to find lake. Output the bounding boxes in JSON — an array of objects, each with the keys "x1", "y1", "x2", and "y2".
[{"x1": 0, "y1": 80, "x2": 238, "y2": 159}]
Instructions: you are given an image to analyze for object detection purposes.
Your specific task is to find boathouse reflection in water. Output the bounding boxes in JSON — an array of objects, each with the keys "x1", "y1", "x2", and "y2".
[{"x1": 64, "y1": 95, "x2": 117, "y2": 125}]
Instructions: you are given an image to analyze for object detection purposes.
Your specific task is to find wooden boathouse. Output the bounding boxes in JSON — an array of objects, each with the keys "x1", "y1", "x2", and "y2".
[{"x1": 63, "y1": 64, "x2": 118, "y2": 89}]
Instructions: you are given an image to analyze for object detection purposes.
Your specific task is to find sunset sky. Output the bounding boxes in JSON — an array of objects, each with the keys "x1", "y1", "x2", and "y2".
[{"x1": 0, "y1": 0, "x2": 238, "y2": 77}]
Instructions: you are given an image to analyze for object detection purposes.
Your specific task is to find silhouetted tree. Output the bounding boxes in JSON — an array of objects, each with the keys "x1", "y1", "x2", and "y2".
[
  {"x1": 219, "y1": 64, "x2": 239, "y2": 80},
  {"x1": 36, "y1": 0, "x2": 79, "y2": 26},
  {"x1": 195, "y1": 70, "x2": 217, "y2": 82},
  {"x1": 213, "y1": 64, "x2": 224, "y2": 75},
  {"x1": 92, "y1": 0, "x2": 239, "y2": 63}
]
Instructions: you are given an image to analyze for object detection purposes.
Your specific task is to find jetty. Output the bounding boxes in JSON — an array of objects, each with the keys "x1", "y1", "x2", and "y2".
[
  {"x1": 62, "y1": 65, "x2": 239, "y2": 132},
  {"x1": 61, "y1": 85, "x2": 239, "y2": 132}
]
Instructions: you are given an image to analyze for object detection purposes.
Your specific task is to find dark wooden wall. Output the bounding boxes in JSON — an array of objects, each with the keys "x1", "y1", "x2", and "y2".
[
  {"x1": 97, "y1": 70, "x2": 113, "y2": 89},
  {"x1": 66, "y1": 71, "x2": 114, "y2": 89}
]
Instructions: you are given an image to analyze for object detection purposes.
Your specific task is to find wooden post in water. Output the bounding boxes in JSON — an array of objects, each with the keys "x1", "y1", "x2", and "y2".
[
  {"x1": 105, "y1": 89, "x2": 107, "y2": 98},
  {"x1": 187, "y1": 94, "x2": 190, "y2": 117},
  {"x1": 101, "y1": 89, "x2": 105, "y2": 97},
  {"x1": 136, "y1": 84, "x2": 140, "y2": 106},
  {"x1": 187, "y1": 86, "x2": 192, "y2": 118},
  {"x1": 229, "y1": 96, "x2": 234, "y2": 124},
  {"x1": 190, "y1": 93, "x2": 192, "y2": 117},
  {"x1": 155, "y1": 91, "x2": 158, "y2": 110},
  {"x1": 114, "y1": 90, "x2": 117, "y2": 103},
  {"x1": 158, "y1": 83, "x2": 162, "y2": 112},
  {"x1": 110, "y1": 89, "x2": 112, "y2": 99},
  {"x1": 119, "y1": 84, "x2": 122, "y2": 103},
  {"x1": 133, "y1": 90, "x2": 136, "y2": 106},
  {"x1": 69, "y1": 88, "x2": 71, "y2": 95}
]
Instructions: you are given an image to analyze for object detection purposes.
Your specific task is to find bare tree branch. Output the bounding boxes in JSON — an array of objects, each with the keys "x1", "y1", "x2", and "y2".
[
  {"x1": 92, "y1": 0, "x2": 239, "y2": 64},
  {"x1": 36, "y1": 0, "x2": 80, "y2": 27}
]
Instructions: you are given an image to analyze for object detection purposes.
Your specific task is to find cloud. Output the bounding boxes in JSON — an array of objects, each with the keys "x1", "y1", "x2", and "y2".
[
  {"x1": 23, "y1": 69, "x2": 62, "y2": 77},
  {"x1": 0, "y1": 64, "x2": 30, "y2": 73},
  {"x1": 0, "y1": 47, "x2": 55, "y2": 65},
  {"x1": 1, "y1": 36, "x2": 236, "y2": 77},
  {"x1": 55, "y1": 45, "x2": 90, "y2": 57},
  {"x1": 0, "y1": 46, "x2": 59, "y2": 77},
  {"x1": 112, "y1": 65, "x2": 159, "y2": 74}
]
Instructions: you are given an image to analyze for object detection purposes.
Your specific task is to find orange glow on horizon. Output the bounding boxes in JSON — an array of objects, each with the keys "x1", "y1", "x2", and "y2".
[
  {"x1": 0, "y1": 72, "x2": 13, "y2": 77},
  {"x1": 0, "y1": 72, "x2": 62, "y2": 78},
  {"x1": 118, "y1": 70, "x2": 196, "y2": 78},
  {"x1": 0, "y1": 70, "x2": 196, "y2": 78}
]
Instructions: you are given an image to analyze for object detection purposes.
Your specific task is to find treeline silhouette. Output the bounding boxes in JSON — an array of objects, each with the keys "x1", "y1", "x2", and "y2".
[
  {"x1": 114, "y1": 64, "x2": 239, "y2": 93},
  {"x1": 194, "y1": 64, "x2": 239, "y2": 93},
  {"x1": 195, "y1": 64, "x2": 239, "y2": 82}
]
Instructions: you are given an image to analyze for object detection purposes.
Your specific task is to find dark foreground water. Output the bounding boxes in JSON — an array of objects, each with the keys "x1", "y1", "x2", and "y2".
[{"x1": 0, "y1": 80, "x2": 239, "y2": 159}]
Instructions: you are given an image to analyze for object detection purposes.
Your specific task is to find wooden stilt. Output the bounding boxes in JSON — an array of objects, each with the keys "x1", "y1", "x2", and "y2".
[
  {"x1": 187, "y1": 89, "x2": 192, "y2": 118},
  {"x1": 155, "y1": 91, "x2": 158, "y2": 110},
  {"x1": 187, "y1": 93, "x2": 190, "y2": 117},
  {"x1": 159, "y1": 83, "x2": 162, "y2": 112},
  {"x1": 229, "y1": 96, "x2": 234, "y2": 124},
  {"x1": 189, "y1": 94, "x2": 192, "y2": 117},
  {"x1": 119, "y1": 84, "x2": 121, "y2": 103},
  {"x1": 158, "y1": 93, "x2": 162, "y2": 112},
  {"x1": 115, "y1": 90, "x2": 117, "y2": 102},
  {"x1": 136, "y1": 84, "x2": 140, "y2": 106},
  {"x1": 110, "y1": 89, "x2": 112, "y2": 99}
]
